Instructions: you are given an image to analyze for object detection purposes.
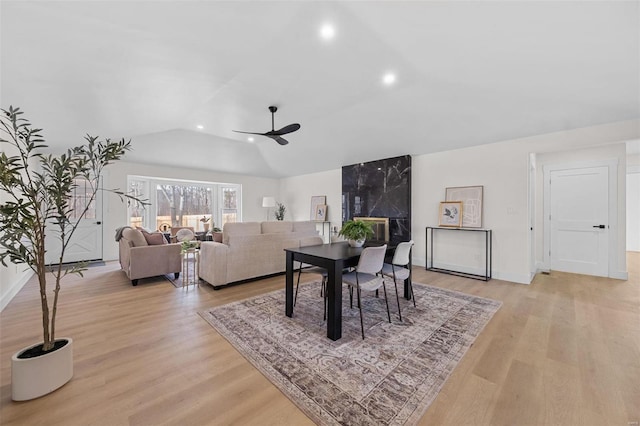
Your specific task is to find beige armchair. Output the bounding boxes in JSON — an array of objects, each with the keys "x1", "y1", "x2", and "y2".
[{"x1": 118, "y1": 227, "x2": 182, "y2": 286}]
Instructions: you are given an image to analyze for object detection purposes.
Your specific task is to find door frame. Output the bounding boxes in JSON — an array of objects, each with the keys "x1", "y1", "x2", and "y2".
[
  {"x1": 527, "y1": 153, "x2": 537, "y2": 282},
  {"x1": 542, "y1": 159, "x2": 618, "y2": 277}
]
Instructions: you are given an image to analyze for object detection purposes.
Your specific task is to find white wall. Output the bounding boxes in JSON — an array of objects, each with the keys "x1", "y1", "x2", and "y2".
[
  {"x1": 280, "y1": 119, "x2": 638, "y2": 284},
  {"x1": 0, "y1": 186, "x2": 34, "y2": 310},
  {"x1": 0, "y1": 139, "x2": 36, "y2": 310},
  {"x1": 279, "y1": 169, "x2": 342, "y2": 240}
]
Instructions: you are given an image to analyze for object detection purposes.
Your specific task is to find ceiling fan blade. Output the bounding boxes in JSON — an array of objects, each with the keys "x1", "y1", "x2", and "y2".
[
  {"x1": 232, "y1": 130, "x2": 266, "y2": 136},
  {"x1": 234, "y1": 106, "x2": 296, "y2": 145},
  {"x1": 268, "y1": 135, "x2": 289, "y2": 145},
  {"x1": 271, "y1": 123, "x2": 301, "y2": 136}
]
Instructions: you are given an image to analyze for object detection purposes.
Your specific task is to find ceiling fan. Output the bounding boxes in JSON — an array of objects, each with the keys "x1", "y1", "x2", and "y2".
[{"x1": 233, "y1": 106, "x2": 300, "y2": 145}]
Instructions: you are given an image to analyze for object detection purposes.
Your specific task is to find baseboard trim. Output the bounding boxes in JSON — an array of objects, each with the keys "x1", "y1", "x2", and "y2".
[
  {"x1": 0, "y1": 269, "x2": 34, "y2": 312},
  {"x1": 609, "y1": 270, "x2": 628, "y2": 280},
  {"x1": 416, "y1": 258, "x2": 531, "y2": 285}
]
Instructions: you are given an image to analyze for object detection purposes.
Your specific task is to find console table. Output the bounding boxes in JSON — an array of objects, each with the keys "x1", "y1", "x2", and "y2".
[{"x1": 425, "y1": 227, "x2": 492, "y2": 281}]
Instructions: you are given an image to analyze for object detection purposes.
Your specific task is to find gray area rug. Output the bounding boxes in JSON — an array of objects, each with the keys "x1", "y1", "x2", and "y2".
[{"x1": 199, "y1": 281, "x2": 501, "y2": 425}]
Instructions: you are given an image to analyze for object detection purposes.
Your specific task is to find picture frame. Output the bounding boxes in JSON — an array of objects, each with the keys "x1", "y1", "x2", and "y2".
[
  {"x1": 315, "y1": 204, "x2": 327, "y2": 221},
  {"x1": 310, "y1": 195, "x2": 326, "y2": 220},
  {"x1": 445, "y1": 185, "x2": 483, "y2": 228},
  {"x1": 439, "y1": 201, "x2": 463, "y2": 227}
]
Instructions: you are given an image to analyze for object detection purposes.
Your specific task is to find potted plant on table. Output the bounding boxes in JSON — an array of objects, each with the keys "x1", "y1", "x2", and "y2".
[
  {"x1": 275, "y1": 202, "x2": 286, "y2": 221},
  {"x1": 0, "y1": 106, "x2": 144, "y2": 401},
  {"x1": 200, "y1": 215, "x2": 210, "y2": 232},
  {"x1": 339, "y1": 219, "x2": 374, "y2": 248}
]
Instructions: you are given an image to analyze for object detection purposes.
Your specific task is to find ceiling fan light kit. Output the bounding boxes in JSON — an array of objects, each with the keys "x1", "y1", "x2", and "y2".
[{"x1": 233, "y1": 105, "x2": 300, "y2": 145}]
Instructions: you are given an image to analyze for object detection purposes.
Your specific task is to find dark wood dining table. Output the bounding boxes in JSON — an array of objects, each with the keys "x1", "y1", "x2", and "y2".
[{"x1": 284, "y1": 241, "x2": 409, "y2": 341}]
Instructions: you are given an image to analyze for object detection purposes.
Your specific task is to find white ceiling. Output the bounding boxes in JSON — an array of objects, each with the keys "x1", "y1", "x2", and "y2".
[{"x1": 2, "y1": 1, "x2": 638, "y2": 178}]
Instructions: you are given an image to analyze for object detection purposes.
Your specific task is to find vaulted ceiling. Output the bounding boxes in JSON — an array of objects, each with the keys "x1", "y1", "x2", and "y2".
[{"x1": 2, "y1": 1, "x2": 638, "y2": 178}]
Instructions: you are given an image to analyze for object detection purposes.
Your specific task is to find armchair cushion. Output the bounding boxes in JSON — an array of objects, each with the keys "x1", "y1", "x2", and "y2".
[
  {"x1": 141, "y1": 230, "x2": 168, "y2": 245},
  {"x1": 122, "y1": 228, "x2": 148, "y2": 247}
]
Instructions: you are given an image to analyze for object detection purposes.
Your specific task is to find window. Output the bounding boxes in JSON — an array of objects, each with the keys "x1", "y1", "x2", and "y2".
[
  {"x1": 221, "y1": 186, "x2": 238, "y2": 226},
  {"x1": 128, "y1": 178, "x2": 148, "y2": 229},
  {"x1": 127, "y1": 176, "x2": 241, "y2": 232},
  {"x1": 69, "y1": 178, "x2": 96, "y2": 220}
]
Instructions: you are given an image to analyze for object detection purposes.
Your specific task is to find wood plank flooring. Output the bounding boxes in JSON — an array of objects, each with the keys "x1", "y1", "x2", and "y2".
[{"x1": 0, "y1": 253, "x2": 638, "y2": 425}]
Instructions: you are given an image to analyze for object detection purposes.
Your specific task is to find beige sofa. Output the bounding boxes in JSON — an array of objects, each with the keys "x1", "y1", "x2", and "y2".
[
  {"x1": 198, "y1": 221, "x2": 321, "y2": 288},
  {"x1": 118, "y1": 227, "x2": 182, "y2": 286}
]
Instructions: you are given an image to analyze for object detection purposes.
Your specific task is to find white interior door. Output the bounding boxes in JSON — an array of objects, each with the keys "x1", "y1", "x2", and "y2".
[
  {"x1": 45, "y1": 178, "x2": 103, "y2": 264},
  {"x1": 548, "y1": 166, "x2": 609, "y2": 276}
]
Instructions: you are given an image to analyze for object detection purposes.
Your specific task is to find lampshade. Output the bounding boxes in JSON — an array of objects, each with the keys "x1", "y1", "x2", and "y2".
[{"x1": 262, "y1": 196, "x2": 276, "y2": 208}]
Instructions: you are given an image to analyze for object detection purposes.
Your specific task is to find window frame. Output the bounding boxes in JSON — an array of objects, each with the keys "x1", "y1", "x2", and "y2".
[{"x1": 127, "y1": 175, "x2": 242, "y2": 231}]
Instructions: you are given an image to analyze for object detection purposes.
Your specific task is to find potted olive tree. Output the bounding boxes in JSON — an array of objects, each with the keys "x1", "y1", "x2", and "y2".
[
  {"x1": 0, "y1": 106, "x2": 143, "y2": 401},
  {"x1": 339, "y1": 219, "x2": 374, "y2": 247}
]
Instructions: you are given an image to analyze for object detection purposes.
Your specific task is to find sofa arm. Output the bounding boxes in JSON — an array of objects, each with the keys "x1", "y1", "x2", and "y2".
[
  {"x1": 198, "y1": 242, "x2": 229, "y2": 287},
  {"x1": 119, "y1": 239, "x2": 133, "y2": 272},
  {"x1": 128, "y1": 243, "x2": 182, "y2": 280}
]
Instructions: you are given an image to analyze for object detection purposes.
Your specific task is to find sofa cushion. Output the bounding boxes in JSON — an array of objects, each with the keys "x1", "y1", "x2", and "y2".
[
  {"x1": 293, "y1": 221, "x2": 318, "y2": 234},
  {"x1": 223, "y1": 222, "x2": 261, "y2": 245},
  {"x1": 141, "y1": 230, "x2": 167, "y2": 245},
  {"x1": 122, "y1": 228, "x2": 148, "y2": 247},
  {"x1": 261, "y1": 221, "x2": 293, "y2": 234}
]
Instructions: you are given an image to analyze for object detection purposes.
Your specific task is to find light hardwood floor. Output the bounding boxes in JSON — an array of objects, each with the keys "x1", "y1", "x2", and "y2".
[{"x1": 1, "y1": 253, "x2": 638, "y2": 425}]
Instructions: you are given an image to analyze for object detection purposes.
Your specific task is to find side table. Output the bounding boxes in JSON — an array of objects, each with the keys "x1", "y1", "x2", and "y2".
[{"x1": 181, "y1": 248, "x2": 200, "y2": 287}]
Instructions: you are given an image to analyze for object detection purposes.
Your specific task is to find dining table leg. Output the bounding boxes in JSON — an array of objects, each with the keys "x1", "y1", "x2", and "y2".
[
  {"x1": 285, "y1": 251, "x2": 294, "y2": 317},
  {"x1": 326, "y1": 260, "x2": 344, "y2": 341}
]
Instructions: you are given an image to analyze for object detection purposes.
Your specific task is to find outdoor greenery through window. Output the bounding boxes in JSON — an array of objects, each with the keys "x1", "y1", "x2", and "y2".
[{"x1": 127, "y1": 176, "x2": 241, "y2": 233}]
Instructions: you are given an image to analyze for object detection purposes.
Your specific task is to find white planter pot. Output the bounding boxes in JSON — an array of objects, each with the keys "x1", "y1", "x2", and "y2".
[
  {"x1": 12, "y1": 338, "x2": 73, "y2": 401},
  {"x1": 348, "y1": 239, "x2": 365, "y2": 248}
]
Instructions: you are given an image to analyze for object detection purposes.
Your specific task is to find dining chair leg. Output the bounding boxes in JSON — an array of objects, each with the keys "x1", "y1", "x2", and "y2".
[
  {"x1": 349, "y1": 286, "x2": 353, "y2": 309},
  {"x1": 294, "y1": 268, "x2": 303, "y2": 307},
  {"x1": 392, "y1": 271, "x2": 402, "y2": 321},
  {"x1": 356, "y1": 286, "x2": 365, "y2": 339},
  {"x1": 410, "y1": 281, "x2": 416, "y2": 308},
  {"x1": 381, "y1": 280, "x2": 391, "y2": 323}
]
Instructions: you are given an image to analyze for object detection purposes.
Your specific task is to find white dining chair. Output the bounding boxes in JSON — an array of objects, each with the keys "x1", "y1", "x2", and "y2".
[
  {"x1": 341, "y1": 244, "x2": 390, "y2": 339},
  {"x1": 380, "y1": 240, "x2": 414, "y2": 321}
]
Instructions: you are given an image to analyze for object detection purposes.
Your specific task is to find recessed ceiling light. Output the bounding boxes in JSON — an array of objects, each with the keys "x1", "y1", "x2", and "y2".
[
  {"x1": 382, "y1": 72, "x2": 396, "y2": 86},
  {"x1": 320, "y1": 23, "x2": 335, "y2": 40},
  {"x1": 196, "y1": 125, "x2": 204, "y2": 130},
  {"x1": 248, "y1": 137, "x2": 254, "y2": 142}
]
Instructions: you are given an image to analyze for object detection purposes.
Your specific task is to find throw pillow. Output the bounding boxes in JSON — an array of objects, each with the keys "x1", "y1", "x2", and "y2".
[
  {"x1": 122, "y1": 228, "x2": 148, "y2": 247},
  {"x1": 141, "y1": 230, "x2": 167, "y2": 245}
]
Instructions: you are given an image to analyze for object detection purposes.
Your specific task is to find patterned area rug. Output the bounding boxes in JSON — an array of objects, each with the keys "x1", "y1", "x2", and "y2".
[{"x1": 199, "y1": 281, "x2": 501, "y2": 425}]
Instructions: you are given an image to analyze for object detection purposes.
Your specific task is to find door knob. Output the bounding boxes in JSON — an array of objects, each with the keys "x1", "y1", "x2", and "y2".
[
  {"x1": 592, "y1": 225, "x2": 605, "y2": 229},
  {"x1": 96, "y1": 221, "x2": 102, "y2": 225}
]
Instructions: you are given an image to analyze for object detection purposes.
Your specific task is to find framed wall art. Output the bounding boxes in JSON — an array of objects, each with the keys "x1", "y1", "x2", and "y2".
[
  {"x1": 310, "y1": 195, "x2": 326, "y2": 221},
  {"x1": 439, "y1": 201, "x2": 463, "y2": 227},
  {"x1": 445, "y1": 185, "x2": 483, "y2": 228},
  {"x1": 315, "y1": 204, "x2": 327, "y2": 221}
]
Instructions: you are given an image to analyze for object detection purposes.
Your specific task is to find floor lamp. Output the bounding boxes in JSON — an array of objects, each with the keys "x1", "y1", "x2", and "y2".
[{"x1": 262, "y1": 196, "x2": 276, "y2": 220}]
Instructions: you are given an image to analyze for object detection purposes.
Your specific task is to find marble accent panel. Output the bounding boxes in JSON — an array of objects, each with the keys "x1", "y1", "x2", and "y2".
[{"x1": 342, "y1": 155, "x2": 411, "y2": 244}]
